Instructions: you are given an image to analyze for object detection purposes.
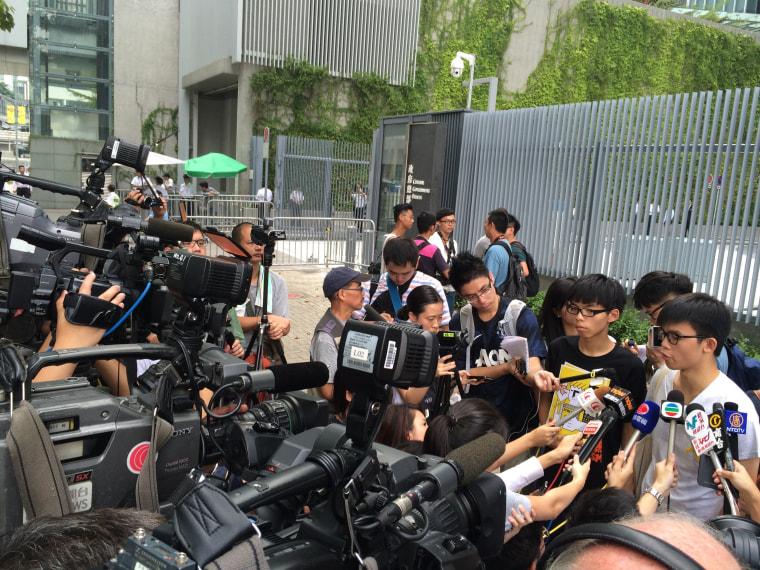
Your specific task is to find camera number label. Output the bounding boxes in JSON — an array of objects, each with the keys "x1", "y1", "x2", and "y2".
[
  {"x1": 68, "y1": 481, "x2": 92, "y2": 512},
  {"x1": 343, "y1": 331, "x2": 378, "y2": 374}
]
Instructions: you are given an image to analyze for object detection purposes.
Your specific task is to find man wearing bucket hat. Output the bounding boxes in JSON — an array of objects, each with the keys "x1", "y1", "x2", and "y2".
[{"x1": 311, "y1": 266, "x2": 371, "y2": 402}]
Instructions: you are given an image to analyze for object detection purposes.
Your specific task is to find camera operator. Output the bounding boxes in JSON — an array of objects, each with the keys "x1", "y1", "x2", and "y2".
[
  {"x1": 123, "y1": 189, "x2": 167, "y2": 222},
  {"x1": 312, "y1": 266, "x2": 371, "y2": 402},
  {"x1": 33, "y1": 272, "x2": 125, "y2": 384},
  {"x1": 231, "y1": 222, "x2": 290, "y2": 365}
]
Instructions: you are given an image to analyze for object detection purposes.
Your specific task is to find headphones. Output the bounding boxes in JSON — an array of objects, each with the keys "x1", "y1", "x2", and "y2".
[{"x1": 537, "y1": 522, "x2": 705, "y2": 570}]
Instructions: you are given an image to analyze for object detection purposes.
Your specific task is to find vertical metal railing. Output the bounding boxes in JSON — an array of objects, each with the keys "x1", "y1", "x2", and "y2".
[{"x1": 455, "y1": 87, "x2": 760, "y2": 324}]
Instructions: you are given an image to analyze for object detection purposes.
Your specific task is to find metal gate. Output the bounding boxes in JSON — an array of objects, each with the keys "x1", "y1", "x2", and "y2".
[
  {"x1": 274, "y1": 135, "x2": 371, "y2": 221},
  {"x1": 455, "y1": 87, "x2": 760, "y2": 324}
]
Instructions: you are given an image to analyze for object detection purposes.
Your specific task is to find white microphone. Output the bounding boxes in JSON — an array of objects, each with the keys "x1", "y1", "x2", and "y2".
[
  {"x1": 684, "y1": 403, "x2": 738, "y2": 515},
  {"x1": 555, "y1": 386, "x2": 610, "y2": 427}
]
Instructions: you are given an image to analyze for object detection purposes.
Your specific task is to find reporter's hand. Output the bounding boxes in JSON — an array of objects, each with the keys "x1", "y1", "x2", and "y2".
[
  {"x1": 436, "y1": 354, "x2": 456, "y2": 378},
  {"x1": 530, "y1": 420, "x2": 561, "y2": 448},
  {"x1": 570, "y1": 453, "x2": 591, "y2": 483},
  {"x1": 553, "y1": 432, "x2": 583, "y2": 462},
  {"x1": 621, "y1": 339, "x2": 639, "y2": 357},
  {"x1": 458, "y1": 369, "x2": 483, "y2": 387},
  {"x1": 653, "y1": 452, "x2": 678, "y2": 494},
  {"x1": 504, "y1": 505, "x2": 535, "y2": 543},
  {"x1": 605, "y1": 448, "x2": 635, "y2": 492},
  {"x1": 380, "y1": 312, "x2": 394, "y2": 323},
  {"x1": 714, "y1": 460, "x2": 757, "y2": 497}
]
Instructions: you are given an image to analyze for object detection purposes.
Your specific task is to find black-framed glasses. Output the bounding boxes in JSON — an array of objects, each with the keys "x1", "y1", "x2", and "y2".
[
  {"x1": 182, "y1": 238, "x2": 209, "y2": 247},
  {"x1": 342, "y1": 285, "x2": 363, "y2": 292},
  {"x1": 565, "y1": 303, "x2": 609, "y2": 318},
  {"x1": 645, "y1": 300, "x2": 670, "y2": 321},
  {"x1": 462, "y1": 280, "x2": 493, "y2": 302},
  {"x1": 439, "y1": 218, "x2": 456, "y2": 224},
  {"x1": 657, "y1": 328, "x2": 706, "y2": 345}
]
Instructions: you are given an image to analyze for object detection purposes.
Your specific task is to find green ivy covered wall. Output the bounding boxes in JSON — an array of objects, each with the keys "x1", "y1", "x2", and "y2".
[{"x1": 247, "y1": 0, "x2": 760, "y2": 144}]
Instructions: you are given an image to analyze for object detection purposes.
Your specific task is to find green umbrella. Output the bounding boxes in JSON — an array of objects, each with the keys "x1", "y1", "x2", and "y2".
[{"x1": 183, "y1": 152, "x2": 248, "y2": 178}]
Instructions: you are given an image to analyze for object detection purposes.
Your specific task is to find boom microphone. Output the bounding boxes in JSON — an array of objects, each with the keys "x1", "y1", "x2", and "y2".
[
  {"x1": 364, "y1": 304, "x2": 385, "y2": 322},
  {"x1": 555, "y1": 386, "x2": 610, "y2": 427},
  {"x1": 377, "y1": 432, "x2": 506, "y2": 526},
  {"x1": 622, "y1": 401, "x2": 660, "y2": 459},
  {"x1": 684, "y1": 403, "x2": 738, "y2": 515},
  {"x1": 556, "y1": 368, "x2": 618, "y2": 384},
  {"x1": 234, "y1": 362, "x2": 329, "y2": 393}
]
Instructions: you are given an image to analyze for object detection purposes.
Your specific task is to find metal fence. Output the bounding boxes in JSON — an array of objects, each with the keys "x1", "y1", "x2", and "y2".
[
  {"x1": 455, "y1": 87, "x2": 760, "y2": 324},
  {"x1": 274, "y1": 135, "x2": 372, "y2": 221}
]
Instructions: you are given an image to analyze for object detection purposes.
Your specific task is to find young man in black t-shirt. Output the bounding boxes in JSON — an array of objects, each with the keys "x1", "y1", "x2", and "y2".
[{"x1": 541, "y1": 274, "x2": 646, "y2": 490}]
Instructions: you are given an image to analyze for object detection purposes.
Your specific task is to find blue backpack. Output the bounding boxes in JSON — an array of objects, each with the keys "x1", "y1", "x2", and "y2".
[{"x1": 725, "y1": 338, "x2": 760, "y2": 391}]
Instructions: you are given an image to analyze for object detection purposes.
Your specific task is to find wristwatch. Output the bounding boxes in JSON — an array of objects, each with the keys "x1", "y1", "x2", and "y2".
[{"x1": 643, "y1": 486, "x2": 665, "y2": 506}]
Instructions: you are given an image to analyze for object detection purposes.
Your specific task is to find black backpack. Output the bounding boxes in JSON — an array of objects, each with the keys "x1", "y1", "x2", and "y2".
[
  {"x1": 512, "y1": 241, "x2": 540, "y2": 298},
  {"x1": 487, "y1": 241, "x2": 527, "y2": 302}
]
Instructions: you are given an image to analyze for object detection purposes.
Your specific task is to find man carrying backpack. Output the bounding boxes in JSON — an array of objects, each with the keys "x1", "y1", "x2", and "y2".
[
  {"x1": 414, "y1": 211, "x2": 450, "y2": 282},
  {"x1": 504, "y1": 214, "x2": 540, "y2": 298},
  {"x1": 483, "y1": 209, "x2": 527, "y2": 301}
]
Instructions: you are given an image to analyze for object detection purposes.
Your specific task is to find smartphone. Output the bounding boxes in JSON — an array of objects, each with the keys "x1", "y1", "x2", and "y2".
[{"x1": 647, "y1": 326, "x2": 663, "y2": 350}]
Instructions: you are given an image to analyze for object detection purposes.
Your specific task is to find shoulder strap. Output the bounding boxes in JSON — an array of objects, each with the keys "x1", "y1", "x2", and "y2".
[
  {"x1": 502, "y1": 299, "x2": 526, "y2": 337},
  {"x1": 387, "y1": 278, "x2": 404, "y2": 315}
]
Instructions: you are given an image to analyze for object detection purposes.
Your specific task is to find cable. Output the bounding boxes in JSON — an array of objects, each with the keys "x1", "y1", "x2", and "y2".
[{"x1": 103, "y1": 280, "x2": 151, "y2": 337}]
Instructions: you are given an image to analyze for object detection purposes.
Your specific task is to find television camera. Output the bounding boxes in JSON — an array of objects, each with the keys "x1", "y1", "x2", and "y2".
[{"x1": 111, "y1": 321, "x2": 512, "y2": 569}]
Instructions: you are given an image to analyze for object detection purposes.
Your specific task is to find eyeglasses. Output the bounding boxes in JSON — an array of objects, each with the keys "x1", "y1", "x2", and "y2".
[
  {"x1": 439, "y1": 218, "x2": 456, "y2": 224},
  {"x1": 342, "y1": 285, "x2": 363, "y2": 292},
  {"x1": 565, "y1": 303, "x2": 609, "y2": 318},
  {"x1": 657, "y1": 328, "x2": 706, "y2": 345},
  {"x1": 644, "y1": 300, "x2": 670, "y2": 321},
  {"x1": 462, "y1": 280, "x2": 493, "y2": 303},
  {"x1": 182, "y1": 238, "x2": 209, "y2": 248}
]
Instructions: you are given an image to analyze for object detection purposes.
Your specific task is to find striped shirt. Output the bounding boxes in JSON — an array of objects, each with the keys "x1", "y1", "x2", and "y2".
[{"x1": 353, "y1": 271, "x2": 451, "y2": 325}]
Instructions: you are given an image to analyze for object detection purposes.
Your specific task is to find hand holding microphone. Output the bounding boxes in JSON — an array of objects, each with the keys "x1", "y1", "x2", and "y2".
[
  {"x1": 554, "y1": 386, "x2": 610, "y2": 428},
  {"x1": 684, "y1": 403, "x2": 739, "y2": 516}
]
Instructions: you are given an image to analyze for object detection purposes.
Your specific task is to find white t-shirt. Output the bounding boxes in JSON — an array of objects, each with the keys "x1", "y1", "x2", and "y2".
[
  {"x1": 255, "y1": 187, "x2": 272, "y2": 202},
  {"x1": 131, "y1": 175, "x2": 147, "y2": 188},
  {"x1": 642, "y1": 368, "x2": 760, "y2": 520}
]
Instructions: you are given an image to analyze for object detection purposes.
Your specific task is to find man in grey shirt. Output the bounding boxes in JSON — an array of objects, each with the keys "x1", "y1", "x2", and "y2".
[
  {"x1": 310, "y1": 266, "x2": 370, "y2": 402},
  {"x1": 232, "y1": 222, "x2": 291, "y2": 364}
]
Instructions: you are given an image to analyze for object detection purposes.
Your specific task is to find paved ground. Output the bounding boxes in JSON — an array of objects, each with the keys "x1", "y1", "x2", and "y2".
[{"x1": 274, "y1": 266, "x2": 332, "y2": 363}]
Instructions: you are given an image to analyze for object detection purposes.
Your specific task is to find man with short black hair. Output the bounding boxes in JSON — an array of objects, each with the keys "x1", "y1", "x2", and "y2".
[
  {"x1": 429, "y1": 207, "x2": 459, "y2": 313},
  {"x1": 483, "y1": 209, "x2": 524, "y2": 299},
  {"x1": 359, "y1": 237, "x2": 450, "y2": 326},
  {"x1": 641, "y1": 292, "x2": 760, "y2": 520},
  {"x1": 380, "y1": 203, "x2": 414, "y2": 274},
  {"x1": 414, "y1": 211, "x2": 449, "y2": 282},
  {"x1": 449, "y1": 252, "x2": 555, "y2": 439},
  {"x1": 312, "y1": 266, "x2": 371, "y2": 401}
]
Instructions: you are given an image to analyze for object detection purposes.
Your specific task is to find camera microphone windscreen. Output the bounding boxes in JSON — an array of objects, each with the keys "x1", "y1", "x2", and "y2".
[
  {"x1": 446, "y1": 432, "x2": 506, "y2": 486},
  {"x1": 236, "y1": 362, "x2": 328, "y2": 394},
  {"x1": 144, "y1": 219, "x2": 195, "y2": 243},
  {"x1": 364, "y1": 304, "x2": 384, "y2": 322}
]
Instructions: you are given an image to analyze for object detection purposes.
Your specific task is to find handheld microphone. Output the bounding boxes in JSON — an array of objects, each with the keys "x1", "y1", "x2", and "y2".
[
  {"x1": 621, "y1": 401, "x2": 660, "y2": 460},
  {"x1": 556, "y1": 368, "x2": 618, "y2": 384},
  {"x1": 234, "y1": 362, "x2": 329, "y2": 393},
  {"x1": 724, "y1": 402, "x2": 740, "y2": 460},
  {"x1": 660, "y1": 389, "x2": 685, "y2": 457},
  {"x1": 377, "y1": 432, "x2": 506, "y2": 526},
  {"x1": 711, "y1": 403, "x2": 735, "y2": 472},
  {"x1": 555, "y1": 386, "x2": 610, "y2": 427},
  {"x1": 684, "y1": 403, "x2": 739, "y2": 515}
]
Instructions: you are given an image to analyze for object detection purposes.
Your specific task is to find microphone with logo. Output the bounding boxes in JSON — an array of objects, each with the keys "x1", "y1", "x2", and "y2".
[
  {"x1": 660, "y1": 389, "x2": 685, "y2": 458},
  {"x1": 558, "y1": 386, "x2": 635, "y2": 485},
  {"x1": 554, "y1": 386, "x2": 610, "y2": 428},
  {"x1": 621, "y1": 401, "x2": 660, "y2": 460},
  {"x1": 684, "y1": 403, "x2": 739, "y2": 515}
]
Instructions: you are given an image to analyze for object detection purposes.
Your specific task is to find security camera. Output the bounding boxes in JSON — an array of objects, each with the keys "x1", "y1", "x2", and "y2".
[{"x1": 450, "y1": 55, "x2": 464, "y2": 78}]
